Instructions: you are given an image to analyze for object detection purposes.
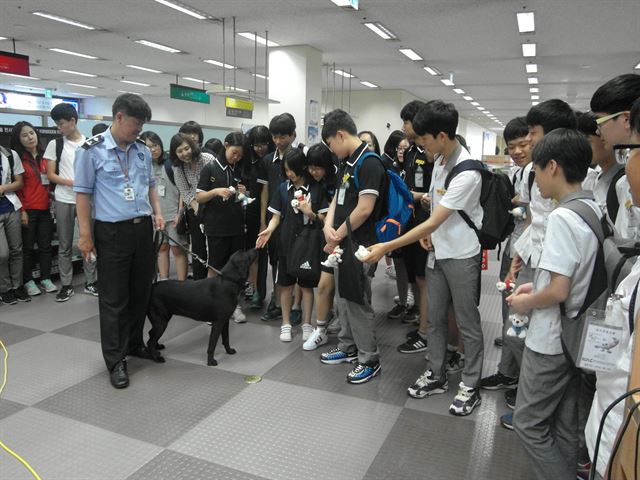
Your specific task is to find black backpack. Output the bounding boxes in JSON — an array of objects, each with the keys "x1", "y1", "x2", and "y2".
[
  {"x1": 444, "y1": 160, "x2": 515, "y2": 250},
  {"x1": 0, "y1": 145, "x2": 15, "y2": 182},
  {"x1": 605, "y1": 166, "x2": 626, "y2": 223}
]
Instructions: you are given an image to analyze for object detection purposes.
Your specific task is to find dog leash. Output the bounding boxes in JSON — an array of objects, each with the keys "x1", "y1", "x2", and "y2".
[{"x1": 156, "y1": 229, "x2": 223, "y2": 276}]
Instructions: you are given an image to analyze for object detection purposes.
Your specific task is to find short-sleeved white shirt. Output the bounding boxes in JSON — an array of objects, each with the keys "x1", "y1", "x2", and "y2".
[
  {"x1": 0, "y1": 149, "x2": 25, "y2": 211},
  {"x1": 44, "y1": 135, "x2": 85, "y2": 204},
  {"x1": 509, "y1": 165, "x2": 528, "y2": 257},
  {"x1": 525, "y1": 198, "x2": 601, "y2": 355},
  {"x1": 613, "y1": 175, "x2": 640, "y2": 240},
  {"x1": 429, "y1": 145, "x2": 482, "y2": 260}
]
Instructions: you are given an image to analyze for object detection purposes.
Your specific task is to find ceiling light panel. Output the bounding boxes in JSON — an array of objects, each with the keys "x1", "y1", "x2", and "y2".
[
  {"x1": 59, "y1": 69, "x2": 97, "y2": 77},
  {"x1": 529, "y1": 87, "x2": 539, "y2": 93},
  {"x1": 525, "y1": 63, "x2": 538, "y2": 73},
  {"x1": 182, "y1": 77, "x2": 211, "y2": 84},
  {"x1": 127, "y1": 65, "x2": 162, "y2": 73},
  {"x1": 399, "y1": 48, "x2": 422, "y2": 61},
  {"x1": 440, "y1": 78, "x2": 454, "y2": 86},
  {"x1": 522, "y1": 42, "x2": 536, "y2": 57},
  {"x1": 237, "y1": 32, "x2": 280, "y2": 47},
  {"x1": 363, "y1": 22, "x2": 397, "y2": 40},
  {"x1": 49, "y1": 48, "x2": 98, "y2": 59},
  {"x1": 528, "y1": 77, "x2": 539, "y2": 84},
  {"x1": 331, "y1": 0, "x2": 359, "y2": 9},
  {"x1": 32, "y1": 12, "x2": 96, "y2": 30},
  {"x1": 463, "y1": 96, "x2": 473, "y2": 101},
  {"x1": 204, "y1": 59, "x2": 236, "y2": 69},
  {"x1": 424, "y1": 66, "x2": 441, "y2": 76},
  {"x1": 136, "y1": 39, "x2": 181, "y2": 53},
  {"x1": 152, "y1": 0, "x2": 208, "y2": 19},
  {"x1": 332, "y1": 69, "x2": 355, "y2": 78},
  {"x1": 66, "y1": 82, "x2": 97, "y2": 89},
  {"x1": 453, "y1": 88, "x2": 465, "y2": 94},
  {"x1": 360, "y1": 81, "x2": 378, "y2": 88},
  {"x1": 121, "y1": 80, "x2": 151, "y2": 86},
  {"x1": 516, "y1": 11, "x2": 535, "y2": 33}
]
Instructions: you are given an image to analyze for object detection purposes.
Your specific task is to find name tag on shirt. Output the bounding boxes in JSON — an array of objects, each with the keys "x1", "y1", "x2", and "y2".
[
  {"x1": 40, "y1": 173, "x2": 50, "y2": 185},
  {"x1": 577, "y1": 308, "x2": 623, "y2": 373},
  {"x1": 426, "y1": 251, "x2": 435, "y2": 270},
  {"x1": 157, "y1": 184, "x2": 166, "y2": 197},
  {"x1": 436, "y1": 188, "x2": 446, "y2": 196},
  {"x1": 337, "y1": 182, "x2": 348, "y2": 206},
  {"x1": 415, "y1": 172, "x2": 423, "y2": 189},
  {"x1": 124, "y1": 186, "x2": 135, "y2": 201}
]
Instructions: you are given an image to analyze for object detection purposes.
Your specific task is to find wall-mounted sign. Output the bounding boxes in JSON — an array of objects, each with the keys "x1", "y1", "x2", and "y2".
[
  {"x1": 0, "y1": 51, "x2": 30, "y2": 77},
  {"x1": 170, "y1": 83, "x2": 210, "y2": 104},
  {"x1": 0, "y1": 91, "x2": 79, "y2": 112},
  {"x1": 225, "y1": 97, "x2": 253, "y2": 119}
]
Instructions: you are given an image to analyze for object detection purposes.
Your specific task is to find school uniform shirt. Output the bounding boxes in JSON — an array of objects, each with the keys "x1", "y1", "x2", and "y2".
[
  {"x1": 593, "y1": 163, "x2": 625, "y2": 224},
  {"x1": 242, "y1": 154, "x2": 263, "y2": 224},
  {"x1": 614, "y1": 175, "x2": 640, "y2": 240},
  {"x1": 257, "y1": 149, "x2": 287, "y2": 207},
  {"x1": 267, "y1": 180, "x2": 329, "y2": 256},
  {"x1": 333, "y1": 142, "x2": 386, "y2": 247},
  {"x1": 514, "y1": 161, "x2": 556, "y2": 268},
  {"x1": 509, "y1": 165, "x2": 528, "y2": 257},
  {"x1": 582, "y1": 166, "x2": 599, "y2": 192},
  {"x1": 16, "y1": 152, "x2": 49, "y2": 211},
  {"x1": 404, "y1": 144, "x2": 433, "y2": 223},
  {"x1": 43, "y1": 135, "x2": 85, "y2": 204},
  {"x1": 525, "y1": 198, "x2": 602, "y2": 355},
  {"x1": 0, "y1": 149, "x2": 24, "y2": 213},
  {"x1": 196, "y1": 156, "x2": 244, "y2": 237},
  {"x1": 428, "y1": 144, "x2": 482, "y2": 260}
]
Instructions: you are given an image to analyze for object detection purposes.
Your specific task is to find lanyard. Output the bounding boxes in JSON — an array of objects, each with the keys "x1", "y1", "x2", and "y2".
[{"x1": 113, "y1": 148, "x2": 130, "y2": 183}]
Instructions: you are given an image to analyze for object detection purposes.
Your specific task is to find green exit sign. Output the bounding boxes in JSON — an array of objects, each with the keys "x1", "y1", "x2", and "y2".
[{"x1": 170, "y1": 83, "x2": 210, "y2": 104}]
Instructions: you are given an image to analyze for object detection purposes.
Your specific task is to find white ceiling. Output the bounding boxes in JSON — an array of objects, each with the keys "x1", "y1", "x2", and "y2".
[{"x1": 1, "y1": 0, "x2": 639, "y2": 130}]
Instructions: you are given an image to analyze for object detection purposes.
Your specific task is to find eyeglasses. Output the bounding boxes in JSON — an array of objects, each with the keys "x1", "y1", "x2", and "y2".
[
  {"x1": 595, "y1": 111, "x2": 626, "y2": 135},
  {"x1": 613, "y1": 143, "x2": 640, "y2": 164}
]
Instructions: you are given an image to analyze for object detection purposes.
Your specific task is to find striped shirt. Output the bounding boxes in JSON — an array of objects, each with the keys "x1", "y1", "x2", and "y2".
[{"x1": 172, "y1": 152, "x2": 214, "y2": 206}]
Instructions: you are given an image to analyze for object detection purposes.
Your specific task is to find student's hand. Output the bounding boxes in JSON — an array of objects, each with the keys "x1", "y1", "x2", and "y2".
[
  {"x1": 173, "y1": 214, "x2": 180, "y2": 228},
  {"x1": 255, "y1": 228, "x2": 272, "y2": 249},
  {"x1": 323, "y1": 226, "x2": 341, "y2": 245},
  {"x1": 363, "y1": 243, "x2": 389, "y2": 264},
  {"x1": 0, "y1": 185, "x2": 5, "y2": 196},
  {"x1": 190, "y1": 200, "x2": 199, "y2": 215},
  {"x1": 420, "y1": 193, "x2": 431, "y2": 209},
  {"x1": 324, "y1": 241, "x2": 338, "y2": 254},
  {"x1": 298, "y1": 200, "x2": 314, "y2": 218},
  {"x1": 507, "y1": 292, "x2": 532, "y2": 315},
  {"x1": 512, "y1": 282, "x2": 533, "y2": 296},
  {"x1": 155, "y1": 214, "x2": 166, "y2": 232},
  {"x1": 78, "y1": 234, "x2": 96, "y2": 263},
  {"x1": 419, "y1": 234, "x2": 433, "y2": 251},
  {"x1": 214, "y1": 188, "x2": 233, "y2": 200},
  {"x1": 260, "y1": 221, "x2": 267, "y2": 233},
  {"x1": 20, "y1": 210, "x2": 28, "y2": 225},
  {"x1": 237, "y1": 183, "x2": 247, "y2": 195},
  {"x1": 505, "y1": 255, "x2": 522, "y2": 283}
]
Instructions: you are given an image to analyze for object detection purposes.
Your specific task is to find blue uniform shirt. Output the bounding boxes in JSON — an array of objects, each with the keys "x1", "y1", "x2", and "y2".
[{"x1": 73, "y1": 128, "x2": 156, "y2": 222}]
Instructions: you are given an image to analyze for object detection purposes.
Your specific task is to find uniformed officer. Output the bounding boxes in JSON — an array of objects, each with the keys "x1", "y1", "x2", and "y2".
[{"x1": 74, "y1": 94, "x2": 165, "y2": 389}]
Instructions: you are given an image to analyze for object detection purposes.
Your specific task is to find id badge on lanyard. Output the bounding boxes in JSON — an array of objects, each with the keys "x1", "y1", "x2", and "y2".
[
  {"x1": 115, "y1": 150, "x2": 135, "y2": 201},
  {"x1": 157, "y1": 184, "x2": 166, "y2": 197},
  {"x1": 338, "y1": 174, "x2": 349, "y2": 206},
  {"x1": 577, "y1": 303, "x2": 623, "y2": 373}
]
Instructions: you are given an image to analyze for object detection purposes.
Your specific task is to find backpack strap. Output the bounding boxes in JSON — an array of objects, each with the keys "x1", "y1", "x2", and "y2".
[
  {"x1": 352, "y1": 150, "x2": 382, "y2": 190},
  {"x1": 443, "y1": 159, "x2": 486, "y2": 234},
  {"x1": 164, "y1": 157, "x2": 176, "y2": 185},
  {"x1": 629, "y1": 278, "x2": 640, "y2": 334},
  {"x1": 528, "y1": 169, "x2": 535, "y2": 198},
  {"x1": 605, "y1": 166, "x2": 626, "y2": 222},
  {"x1": 54, "y1": 137, "x2": 64, "y2": 175}
]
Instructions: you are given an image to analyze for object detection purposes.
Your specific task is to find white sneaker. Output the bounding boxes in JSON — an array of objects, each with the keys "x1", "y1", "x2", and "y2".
[
  {"x1": 24, "y1": 280, "x2": 41, "y2": 296},
  {"x1": 303, "y1": 327, "x2": 328, "y2": 351},
  {"x1": 232, "y1": 305, "x2": 247, "y2": 323},
  {"x1": 302, "y1": 324, "x2": 314, "y2": 341},
  {"x1": 40, "y1": 279, "x2": 57, "y2": 293},
  {"x1": 280, "y1": 325, "x2": 292, "y2": 342}
]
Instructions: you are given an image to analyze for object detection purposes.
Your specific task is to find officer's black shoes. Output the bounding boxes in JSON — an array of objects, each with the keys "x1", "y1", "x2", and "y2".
[
  {"x1": 128, "y1": 345, "x2": 154, "y2": 360},
  {"x1": 110, "y1": 360, "x2": 129, "y2": 389}
]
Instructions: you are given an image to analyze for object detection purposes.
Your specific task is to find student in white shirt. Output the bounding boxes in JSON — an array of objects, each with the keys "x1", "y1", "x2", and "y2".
[
  {"x1": 508, "y1": 129, "x2": 601, "y2": 480},
  {"x1": 45, "y1": 103, "x2": 97, "y2": 302},
  {"x1": 363, "y1": 100, "x2": 484, "y2": 416}
]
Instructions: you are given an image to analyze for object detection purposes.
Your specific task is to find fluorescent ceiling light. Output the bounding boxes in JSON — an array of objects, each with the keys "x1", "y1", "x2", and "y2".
[
  {"x1": 424, "y1": 66, "x2": 441, "y2": 76},
  {"x1": 470, "y1": 101, "x2": 480, "y2": 106},
  {"x1": 440, "y1": 78, "x2": 454, "y2": 86},
  {"x1": 0, "y1": 37, "x2": 6, "y2": 41},
  {"x1": 363, "y1": 22, "x2": 397, "y2": 40},
  {"x1": 121, "y1": 80, "x2": 150, "y2": 87},
  {"x1": 331, "y1": 0, "x2": 358, "y2": 9},
  {"x1": 360, "y1": 81, "x2": 378, "y2": 88},
  {"x1": 399, "y1": 48, "x2": 422, "y2": 61},
  {"x1": 525, "y1": 63, "x2": 538, "y2": 73},
  {"x1": 182, "y1": 77, "x2": 211, "y2": 84},
  {"x1": 522, "y1": 42, "x2": 536, "y2": 57},
  {"x1": 136, "y1": 39, "x2": 181, "y2": 53},
  {"x1": 127, "y1": 65, "x2": 162, "y2": 73},
  {"x1": 477, "y1": 106, "x2": 485, "y2": 111},
  {"x1": 118, "y1": 90, "x2": 141, "y2": 95},
  {"x1": 66, "y1": 82, "x2": 97, "y2": 89},
  {"x1": 453, "y1": 88, "x2": 465, "y2": 94},
  {"x1": 59, "y1": 69, "x2": 97, "y2": 77},
  {"x1": 152, "y1": 0, "x2": 208, "y2": 19},
  {"x1": 463, "y1": 95, "x2": 473, "y2": 101},
  {"x1": 237, "y1": 32, "x2": 280, "y2": 47},
  {"x1": 226, "y1": 86, "x2": 248, "y2": 92},
  {"x1": 529, "y1": 87, "x2": 539, "y2": 93},
  {"x1": 204, "y1": 59, "x2": 236, "y2": 69},
  {"x1": 532, "y1": 101, "x2": 539, "y2": 106},
  {"x1": 531, "y1": 95, "x2": 540, "y2": 100},
  {"x1": 0, "y1": 72, "x2": 41, "y2": 80},
  {"x1": 253, "y1": 73, "x2": 268, "y2": 80},
  {"x1": 68, "y1": 92, "x2": 95, "y2": 97},
  {"x1": 528, "y1": 77, "x2": 539, "y2": 84},
  {"x1": 332, "y1": 69, "x2": 355, "y2": 78},
  {"x1": 635, "y1": 61, "x2": 640, "y2": 69},
  {"x1": 32, "y1": 12, "x2": 96, "y2": 30},
  {"x1": 12, "y1": 84, "x2": 46, "y2": 91},
  {"x1": 516, "y1": 11, "x2": 535, "y2": 33},
  {"x1": 49, "y1": 48, "x2": 98, "y2": 59}
]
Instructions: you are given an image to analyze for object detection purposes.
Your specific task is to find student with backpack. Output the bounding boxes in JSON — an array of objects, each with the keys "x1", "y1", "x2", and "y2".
[
  {"x1": 45, "y1": 103, "x2": 98, "y2": 301},
  {"x1": 0, "y1": 145, "x2": 28, "y2": 305},
  {"x1": 507, "y1": 129, "x2": 600, "y2": 480},
  {"x1": 364, "y1": 101, "x2": 485, "y2": 413}
]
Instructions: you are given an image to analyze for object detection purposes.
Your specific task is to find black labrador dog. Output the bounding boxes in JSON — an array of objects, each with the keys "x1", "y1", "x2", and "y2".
[{"x1": 146, "y1": 248, "x2": 258, "y2": 366}]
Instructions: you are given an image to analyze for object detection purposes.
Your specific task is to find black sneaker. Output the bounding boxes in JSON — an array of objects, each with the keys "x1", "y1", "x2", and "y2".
[
  {"x1": 346, "y1": 361, "x2": 381, "y2": 384},
  {"x1": 12, "y1": 286, "x2": 31, "y2": 302},
  {"x1": 505, "y1": 388, "x2": 517, "y2": 410},
  {"x1": 387, "y1": 304, "x2": 405, "y2": 319},
  {"x1": 407, "y1": 370, "x2": 448, "y2": 398},
  {"x1": 56, "y1": 285, "x2": 75, "y2": 302},
  {"x1": 249, "y1": 291, "x2": 263, "y2": 310},
  {"x1": 397, "y1": 332, "x2": 428, "y2": 354},
  {"x1": 0, "y1": 290, "x2": 17, "y2": 305},
  {"x1": 261, "y1": 306, "x2": 282, "y2": 321},
  {"x1": 449, "y1": 382, "x2": 481, "y2": 416},
  {"x1": 84, "y1": 282, "x2": 99, "y2": 296},
  {"x1": 402, "y1": 304, "x2": 419, "y2": 323},
  {"x1": 290, "y1": 308, "x2": 302, "y2": 326},
  {"x1": 405, "y1": 328, "x2": 419, "y2": 340},
  {"x1": 480, "y1": 372, "x2": 518, "y2": 390}
]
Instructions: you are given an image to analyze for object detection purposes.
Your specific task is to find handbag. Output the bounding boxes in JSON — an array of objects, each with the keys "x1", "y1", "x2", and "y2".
[
  {"x1": 176, "y1": 205, "x2": 189, "y2": 235},
  {"x1": 287, "y1": 224, "x2": 322, "y2": 286},
  {"x1": 337, "y1": 217, "x2": 367, "y2": 305}
]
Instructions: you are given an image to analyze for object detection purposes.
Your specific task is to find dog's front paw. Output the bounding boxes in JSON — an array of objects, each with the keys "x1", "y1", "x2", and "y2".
[
  {"x1": 157, "y1": 343, "x2": 166, "y2": 350},
  {"x1": 152, "y1": 354, "x2": 166, "y2": 363},
  {"x1": 226, "y1": 347, "x2": 237, "y2": 355},
  {"x1": 207, "y1": 358, "x2": 218, "y2": 366}
]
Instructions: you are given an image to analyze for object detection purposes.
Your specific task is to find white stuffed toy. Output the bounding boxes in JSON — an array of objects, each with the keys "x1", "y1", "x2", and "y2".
[
  {"x1": 496, "y1": 279, "x2": 516, "y2": 294},
  {"x1": 510, "y1": 206, "x2": 527, "y2": 220},
  {"x1": 223, "y1": 185, "x2": 236, "y2": 202},
  {"x1": 291, "y1": 189, "x2": 307, "y2": 213},
  {"x1": 322, "y1": 246, "x2": 344, "y2": 268},
  {"x1": 506, "y1": 313, "x2": 528, "y2": 339},
  {"x1": 354, "y1": 245, "x2": 370, "y2": 262}
]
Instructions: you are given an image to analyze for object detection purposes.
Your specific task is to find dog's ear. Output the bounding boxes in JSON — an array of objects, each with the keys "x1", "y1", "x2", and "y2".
[{"x1": 220, "y1": 250, "x2": 250, "y2": 286}]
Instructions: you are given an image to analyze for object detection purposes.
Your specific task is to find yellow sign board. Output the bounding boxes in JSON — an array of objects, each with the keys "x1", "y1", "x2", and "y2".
[{"x1": 225, "y1": 97, "x2": 254, "y2": 111}]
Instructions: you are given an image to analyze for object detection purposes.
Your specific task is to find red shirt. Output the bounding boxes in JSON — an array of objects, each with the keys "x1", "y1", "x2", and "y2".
[{"x1": 17, "y1": 152, "x2": 50, "y2": 211}]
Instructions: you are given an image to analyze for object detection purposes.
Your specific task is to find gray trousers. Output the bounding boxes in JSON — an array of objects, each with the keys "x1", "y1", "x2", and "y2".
[
  {"x1": 425, "y1": 253, "x2": 483, "y2": 387},
  {"x1": 499, "y1": 261, "x2": 533, "y2": 377},
  {"x1": 0, "y1": 210, "x2": 23, "y2": 292},
  {"x1": 335, "y1": 268, "x2": 379, "y2": 364},
  {"x1": 514, "y1": 347, "x2": 579, "y2": 480},
  {"x1": 55, "y1": 201, "x2": 96, "y2": 286}
]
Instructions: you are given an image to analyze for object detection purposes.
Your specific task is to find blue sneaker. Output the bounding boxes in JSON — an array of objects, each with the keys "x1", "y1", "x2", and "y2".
[
  {"x1": 500, "y1": 412, "x2": 514, "y2": 430},
  {"x1": 347, "y1": 362, "x2": 381, "y2": 384},
  {"x1": 320, "y1": 347, "x2": 358, "y2": 365}
]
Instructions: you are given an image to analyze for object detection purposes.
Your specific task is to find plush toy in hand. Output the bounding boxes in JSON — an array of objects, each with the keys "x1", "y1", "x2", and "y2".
[
  {"x1": 224, "y1": 185, "x2": 236, "y2": 202},
  {"x1": 510, "y1": 206, "x2": 527, "y2": 220},
  {"x1": 321, "y1": 246, "x2": 344, "y2": 268},
  {"x1": 496, "y1": 279, "x2": 516, "y2": 294},
  {"x1": 506, "y1": 313, "x2": 528, "y2": 339},
  {"x1": 354, "y1": 245, "x2": 370, "y2": 262},
  {"x1": 291, "y1": 189, "x2": 307, "y2": 213}
]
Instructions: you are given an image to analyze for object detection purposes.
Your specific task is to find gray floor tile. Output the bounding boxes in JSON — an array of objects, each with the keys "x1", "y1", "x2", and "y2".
[
  {"x1": 0, "y1": 398, "x2": 26, "y2": 420},
  {"x1": 1, "y1": 333, "x2": 104, "y2": 405},
  {"x1": 364, "y1": 408, "x2": 534, "y2": 480},
  {"x1": 0, "y1": 407, "x2": 161, "y2": 480},
  {"x1": 36, "y1": 358, "x2": 248, "y2": 447},
  {"x1": 171, "y1": 379, "x2": 402, "y2": 480},
  {"x1": 0, "y1": 320, "x2": 44, "y2": 346},
  {"x1": 128, "y1": 450, "x2": 269, "y2": 480},
  {"x1": 52, "y1": 314, "x2": 101, "y2": 343}
]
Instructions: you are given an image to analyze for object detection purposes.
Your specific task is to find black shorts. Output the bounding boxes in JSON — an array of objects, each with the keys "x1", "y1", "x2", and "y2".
[
  {"x1": 320, "y1": 250, "x2": 335, "y2": 275},
  {"x1": 403, "y1": 241, "x2": 428, "y2": 282},
  {"x1": 206, "y1": 235, "x2": 245, "y2": 271},
  {"x1": 276, "y1": 256, "x2": 317, "y2": 289},
  {"x1": 245, "y1": 215, "x2": 260, "y2": 250}
]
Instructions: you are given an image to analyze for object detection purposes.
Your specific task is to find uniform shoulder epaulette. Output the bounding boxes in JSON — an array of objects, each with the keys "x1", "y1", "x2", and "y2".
[
  {"x1": 135, "y1": 138, "x2": 147, "y2": 146},
  {"x1": 82, "y1": 134, "x2": 104, "y2": 150}
]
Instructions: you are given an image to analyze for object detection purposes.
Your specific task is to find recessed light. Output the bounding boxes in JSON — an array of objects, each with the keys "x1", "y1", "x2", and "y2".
[
  {"x1": 529, "y1": 87, "x2": 539, "y2": 93},
  {"x1": 522, "y1": 42, "x2": 536, "y2": 57},
  {"x1": 127, "y1": 65, "x2": 163, "y2": 74},
  {"x1": 182, "y1": 77, "x2": 211, "y2": 85},
  {"x1": 635, "y1": 61, "x2": 640, "y2": 70},
  {"x1": 59, "y1": 69, "x2": 97, "y2": 77},
  {"x1": 360, "y1": 81, "x2": 378, "y2": 88},
  {"x1": 331, "y1": 0, "x2": 358, "y2": 9},
  {"x1": 68, "y1": 92, "x2": 95, "y2": 97},
  {"x1": 463, "y1": 96, "x2": 473, "y2": 101},
  {"x1": 399, "y1": 48, "x2": 422, "y2": 61},
  {"x1": 118, "y1": 90, "x2": 141, "y2": 95},
  {"x1": 424, "y1": 66, "x2": 441, "y2": 76},
  {"x1": 525, "y1": 63, "x2": 538, "y2": 73},
  {"x1": 152, "y1": 0, "x2": 208, "y2": 19},
  {"x1": 253, "y1": 73, "x2": 268, "y2": 80},
  {"x1": 531, "y1": 95, "x2": 540, "y2": 100},
  {"x1": 204, "y1": 59, "x2": 236, "y2": 69},
  {"x1": 470, "y1": 101, "x2": 480, "y2": 106},
  {"x1": 477, "y1": 106, "x2": 485, "y2": 111},
  {"x1": 363, "y1": 22, "x2": 397, "y2": 40},
  {"x1": 528, "y1": 77, "x2": 539, "y2": 84},
  {"x1": 66, "y1": 82, "x2": 97, "y2": 89},
  {"x1": 136, "y1": 39, "x2": 181, "y2": 53},
  {"x1": 440, "y1": 78, "x2": 454, "y2": 86},
  {"x1": 121, "y1": 80, "x2": 151, "y2": 87},
  {"x1": 226, "y1": 86, "x2": 248, "y2": 92},
  {"x1": 12, "y1": 84, "x2": 46, "y2": 91},
  {"x1": 32, "y1": 12, "x2": 96, "y2": 30},
  {"x1": 453, "y1": 88, "x2": 465, "y2": 94},
  {"x1": 516, "y1": 11, "x2": 535, "y2": 33},
  {"x1": 0, "y1": 72, "x2": 41, "y2": 80},
  {"x1": 237, "y1": 32, "x2": 280, "y2": 47},
  {"x1": 532, "y1": 101, "x2": 539, "y2": 106},
  {"x1": 49, "y1": 48, "x2": 98, "y2": 59},
  {"x1": 332, "y1": 69, "x2": 355, "y2": 78},
  {"x1": 0, "y1": 37, "x2": 6, "y2": 41}
]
